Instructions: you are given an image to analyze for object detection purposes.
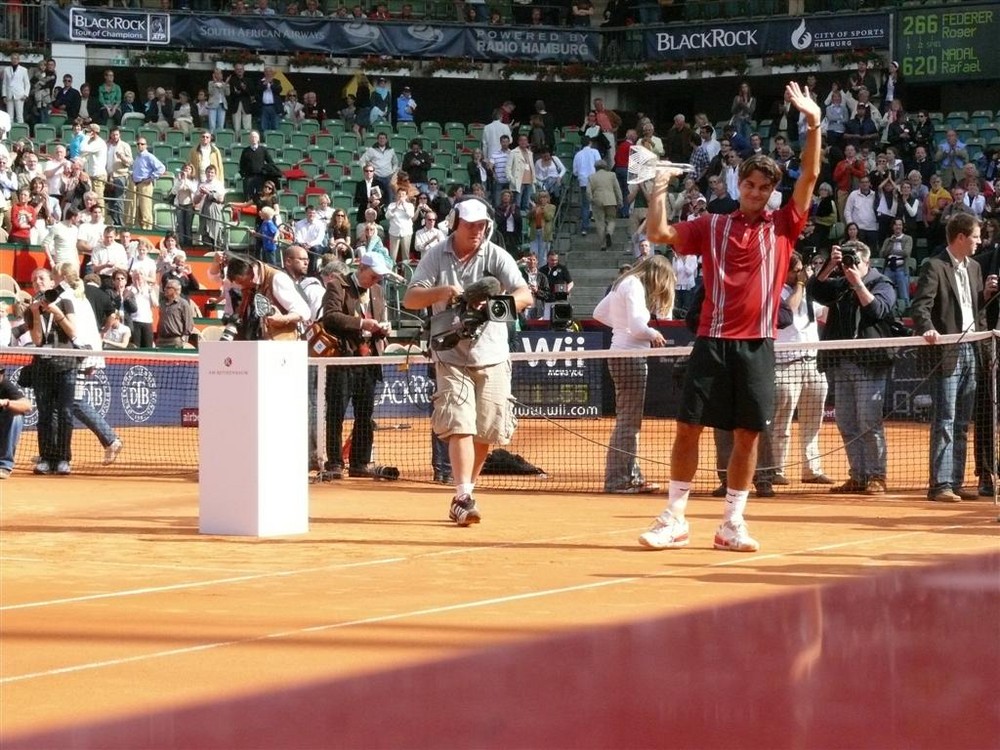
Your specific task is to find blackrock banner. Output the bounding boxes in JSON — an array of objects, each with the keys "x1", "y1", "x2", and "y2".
[
  {"x1": 645, "y1": 14, "x2": 890, "y2": 60},
  {"x1": 47, "y1": 8, "x2": 599, "y2": 62}
]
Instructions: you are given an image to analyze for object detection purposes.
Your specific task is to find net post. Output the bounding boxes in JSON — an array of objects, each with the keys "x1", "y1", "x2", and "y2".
[{"x1": 198, "y1": 341, "x2": 309, "y2": 536}]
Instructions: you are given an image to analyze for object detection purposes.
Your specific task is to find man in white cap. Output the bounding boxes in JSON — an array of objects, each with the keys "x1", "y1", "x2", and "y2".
[
  {"x1": 319, "y1": 252, "x2": 392, "y2": 480},
  {"x1": 403, "y1": 197, "x2": 533, "y2": 526}
]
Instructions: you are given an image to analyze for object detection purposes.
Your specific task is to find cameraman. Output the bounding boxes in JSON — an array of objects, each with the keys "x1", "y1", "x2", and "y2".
[
  {"x1": 225, "y1": 255, "x2": 310, "y2": 342},
  {"x1": 403, "y1": 198, "x2": 532, "y2": 527},
  {"x1": 808, "y1": 240, "x2": 897, "y2": 495}
]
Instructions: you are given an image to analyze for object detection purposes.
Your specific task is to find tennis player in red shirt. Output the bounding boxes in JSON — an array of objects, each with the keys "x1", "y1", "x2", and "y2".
[{"x1": 639, "y1": 81, "x2": 822, "y2": 553}]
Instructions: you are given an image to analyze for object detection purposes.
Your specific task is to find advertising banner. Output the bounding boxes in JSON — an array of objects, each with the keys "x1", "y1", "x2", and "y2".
[
  {"x1": 47, "y1": 8, "x2": 600, "y2": 62},
  {"x1": 644, "y1": 14, "x2": 890, "y2": 61}
]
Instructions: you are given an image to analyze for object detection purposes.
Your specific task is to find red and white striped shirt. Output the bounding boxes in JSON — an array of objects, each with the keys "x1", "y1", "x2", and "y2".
[{"x1": 673, "y1": 202, "x2": 806, "y2": 339}]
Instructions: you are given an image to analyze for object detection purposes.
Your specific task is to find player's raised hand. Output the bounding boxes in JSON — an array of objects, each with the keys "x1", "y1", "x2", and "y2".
[{"x1": 786, "y1": 81, "x2": 821, "y2": 126}]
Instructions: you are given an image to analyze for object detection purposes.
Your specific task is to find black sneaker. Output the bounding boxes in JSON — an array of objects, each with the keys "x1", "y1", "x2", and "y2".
[
  {"x1": 433, "y1": 471, "x2": 454, "y2": 484},
  {"x1": 448, "y1": 494, "x2": 481, "y2": 527},
  {"x1": 754, "y1": 481, "x2": 775, "y2": 498},
  {"x1": 320, "y1": 465, "x2": 344, "y2": 481}
]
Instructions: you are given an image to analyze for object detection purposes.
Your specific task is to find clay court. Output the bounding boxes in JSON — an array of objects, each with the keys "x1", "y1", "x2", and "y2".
[{"x1": 2, "y1": 418, "x2": 998, "y2": 749}]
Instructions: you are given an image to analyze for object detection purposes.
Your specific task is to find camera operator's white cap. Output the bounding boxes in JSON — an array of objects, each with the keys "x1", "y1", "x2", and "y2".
[
  {"x1": 455, "y1": 199, "x2": 491, "y2": 224},
  {"x1": 359, "y1": 252, "x2": 392, "y2": 277}
]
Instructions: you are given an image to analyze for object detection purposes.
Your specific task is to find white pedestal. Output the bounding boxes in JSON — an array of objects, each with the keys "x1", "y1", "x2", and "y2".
[{"x1": 198, "y1": 341, "x2": 309, "y2": 536}]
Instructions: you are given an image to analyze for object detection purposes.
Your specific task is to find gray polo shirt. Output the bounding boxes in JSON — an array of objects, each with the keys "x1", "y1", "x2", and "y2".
[{"x1": 408, "y1": 235, "x2": 527, "y2": 367}]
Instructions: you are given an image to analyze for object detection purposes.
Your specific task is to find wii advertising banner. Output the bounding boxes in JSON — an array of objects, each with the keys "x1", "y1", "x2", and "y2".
[{"x1": 47, "y1": 8, "x2": 600, "y2": 63}]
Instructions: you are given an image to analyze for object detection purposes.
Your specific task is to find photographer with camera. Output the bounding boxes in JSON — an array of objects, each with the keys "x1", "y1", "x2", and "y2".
[
  {"x1": 403, "y1": 197, "x2": 532, "y2": 526},
  {"x1": 808, "y1": 240, "x2": 897, "y2": 495},
  {"x1": 319, "y1": 253, "x2": 393, "y2": 480},
  {"x1": 224, "y1": 255, "x2": 310, "y2": 342}
]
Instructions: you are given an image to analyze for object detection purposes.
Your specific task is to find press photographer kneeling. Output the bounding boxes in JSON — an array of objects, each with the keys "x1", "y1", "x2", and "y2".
[{"x1": 403, "y1": 197, "x2": 533, "y2": 527}]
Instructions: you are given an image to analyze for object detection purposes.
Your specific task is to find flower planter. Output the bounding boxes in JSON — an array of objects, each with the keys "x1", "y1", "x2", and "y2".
[
  {"x1": 362, "y1": 68, "x2": 411, "y2": 77},
  {"x1": 0, "y1": 53, "x2": 43, "y2": 65},
  {"x1": 215, "y1": 62, "x2": 267, "y2": 71},
  {"x1": 506, "y1": 73, "x2": 539, "y2": 81},
  {"x1": 647, "y1": 70, "x2": 689, "y2": 81},
  {"x1": 430, "y1": 70, "x2": 479, "y2": 79},
  {"x1": 291, "y1": 65, "x2": 334, "y2": 74},
  {"x1": 770, "y1": 63, "x2": 819, "y2": 75}
]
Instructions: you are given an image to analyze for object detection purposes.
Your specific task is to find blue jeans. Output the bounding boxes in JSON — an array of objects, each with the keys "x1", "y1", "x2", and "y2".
[
  {"x1": 74, "y1": 385, "x2": 119, "y2": 448},
  {"x1": 579, "y1": 187, "x2": 591, "y2": 233},
  {"x1": 35, "y1": 367, "x2": 77, "y2": 464},
  {"x1": 613, "y1": 167, "x2": 630, "y2": 217},
  {"x1": 0, "y1": 408, "x2": 24, "y2": 471},
  {"x1": 512, "y1": 184, "x2": 534, "y2": 213},
  {"x1": 605, "y1": 357, "x2": 647, "y2": 490},
  {"x1": 886, "y1": 266, "x2": 910, "y2": 307},
  {"x1": 208, "y1": 107, "x2": 226, "y2": 133},
  {"x1": 928, "y1": 343, "x2": 976, "y2": 494},
  {"x1": 260, "y1": 104, "x2": 281, "y2": 134},
  {"x1": 833, "y1": 361, "x2": 889, "y2": 481}
]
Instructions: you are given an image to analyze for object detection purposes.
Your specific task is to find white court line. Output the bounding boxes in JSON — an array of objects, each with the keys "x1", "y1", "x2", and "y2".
[
  {"x1": 1, "y1": 522, "x2": 991, "y2": 685},
  {"x1": 0, "y1": 524, "x2": 656, "y2": 612}
]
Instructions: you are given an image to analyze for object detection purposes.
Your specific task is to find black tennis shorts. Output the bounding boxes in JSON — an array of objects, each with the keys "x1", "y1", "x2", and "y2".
[{"x1": 678, "y1": 337, "x2": 776, "y2": 432}]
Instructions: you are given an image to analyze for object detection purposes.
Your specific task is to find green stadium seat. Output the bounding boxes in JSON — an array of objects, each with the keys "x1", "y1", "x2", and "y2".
[
  {"x1": 152, "y1": 144, "x2": 175, "y2": 162},
  {"x1": 331, "y1": 191, "x2": 354, "y2": 212},
  {"x1": 970, "y1": 110, "x2": 993, "y2": 127},
  {"x1": 337, "y1": 133, "x2": 361, "y2": 151},
  {"x1": 420, "y1": 121, "x2": 443, "y2": 146},
  {"x1": 389, "y1": 135, "x2": 409, "y2": 153},
  {"x1": 299, "y1": 120, "x2": 321, "y2": 136},
  {"x1": 282, "y1": 146, "x2": 305, "y2": 163},
  {"x1": 166, "y1": 159, "x2": 186, "y2": 175},
  {"x1": 9, "y1": 123, "x2": 30, "y2": 142},
  {"x1": 289, "y1": 132, "x2": 311, "y2": 150},
  {"x1": 396, "y1": 121, "x2": 419, "y2": 139},
  {"x1": 372, "y1": 121, "x2": 393, "y2": 139},
  {"x1": 153, "y1": 202, "x2": 175, "y2": 231},
  {"x1": 213, "y1": 129, "x2": 236, "y2": 150},
  {"x1": 265, "y1": 132, "x2": 286, "y2": 150},
  {"x1": 225, "y1": 225, "x2": 253, "y2": 253},
  {"x1": 965, "y1": 138, "x2": 984, "y2": 162},
  {"x1": 314, "y1": 133, "x2": 335, "y2": 151},
  {"x1": 339, "y1": 179, "x2": 359, "y2": 197},
  {"x1": 467, "y1": 123, "x2": 484, "y2": 140},
  {"x1": 331, "y1": 146, "x2": 356, "y2": 164},
  {"x1": 164, "y1": 130, "x2": 187, "y2": 147},
  {"x1": 323, "y1": 119, "x2": 345, "y2": 137},
  {"x1": 279, "y1": 120, "x2": 296, "y2": 137},
  {"x1": 298, "y1": 161, "x2": 322, "y2": 178},
  {"x1": 306, "y1": 146, "x2": 329, "y2": 164},
  {"x1": 278, "y1": 191, "x2": 301, "y2": 213},
  {"x1": 976, "y1": 125, "x2": 999, "y2": 141},
  {"x1": 954, "y1": 126, "x2": 976, "y2": 143},
  {"x1": 945, "y1": 111, "x2": 968, "y2": 128},
  {"x1": 312, "y1": 177, "x2": 337, "y2": 195},
  {"x1": 48, "y1": 113, "x2": 68, "y2": 129},
  {"x1": 427, "y1": 165, "x2": 448, "y2": 184},
  {"x1": 444, "y1": 122, "x2": 466, "y2": 140},
  {"x1": 33, "y1": 124, "x2": 57, "y2": 144}
]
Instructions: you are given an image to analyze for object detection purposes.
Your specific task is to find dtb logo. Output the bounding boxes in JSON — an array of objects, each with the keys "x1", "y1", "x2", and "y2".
[
  {"x1": 121, "y1": 365, "x2": 158, "y2": 423},
  {"x1": 522, "y1": 335, "x2": 588, "y2": 368}
]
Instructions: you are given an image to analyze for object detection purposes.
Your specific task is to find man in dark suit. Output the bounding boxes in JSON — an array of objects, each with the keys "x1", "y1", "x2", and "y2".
[
  {"x1": 353, "y1": 163, "x2": 380, "y2": 219},
  {"x1": 52, "y1": 74, "x2": 81, "y2": 121},
  {"x1": 319, "y1": 252, "x2": 391, "y2": 480},
  {"x1": 973, "y1": 239, "x2": 1000, "y2": 496},
  {"x1": 911, "y1": 213, "x2": 999, "y2": 502},
  {"x1": 238, "y1": 129, "x2": 275, "y2": 201}
]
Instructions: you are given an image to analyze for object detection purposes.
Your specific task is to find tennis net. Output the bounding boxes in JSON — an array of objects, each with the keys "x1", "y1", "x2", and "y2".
[{"x1": 3, "y1": 332, "x2": 997, "y2": 494}]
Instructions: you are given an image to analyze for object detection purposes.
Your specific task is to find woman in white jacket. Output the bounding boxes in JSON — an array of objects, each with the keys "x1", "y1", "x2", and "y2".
[
  {"x1": 205, "y1": 69, "x2": 230, "y2": 133},
  {"x1": 385, "y1": 191, "x2": 415, "y2": 266},
  {"x1": 593, "y1": 254, "x2": 675, "y2": 494}
]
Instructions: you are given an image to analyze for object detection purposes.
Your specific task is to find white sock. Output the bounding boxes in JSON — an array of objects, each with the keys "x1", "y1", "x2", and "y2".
[
  {"x1": 666, "y1": 480, "x2": 691, "y2": 520},
  {"x1": 723, "y1": 489, "x2": 750, "y2": 525},
  {"x1": 456, "y1": 482, "x2": 475, "y2": 499}
]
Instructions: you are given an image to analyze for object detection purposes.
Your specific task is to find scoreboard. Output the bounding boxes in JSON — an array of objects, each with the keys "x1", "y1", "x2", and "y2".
[{"x1": 896, "y1": 4, "x2": 1000, "y2": 82}]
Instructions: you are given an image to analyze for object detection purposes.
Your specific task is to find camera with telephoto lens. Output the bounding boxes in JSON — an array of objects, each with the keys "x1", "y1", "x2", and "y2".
[
  {"x1": 218, "y1": 314, "x2": 240, "y2": 342},
  {"x1": 428, "y1": 277, "x2": 517, "y2": 351},
  {"x1": 840, "y1": 248, "x2": 859, "y2": 270}
]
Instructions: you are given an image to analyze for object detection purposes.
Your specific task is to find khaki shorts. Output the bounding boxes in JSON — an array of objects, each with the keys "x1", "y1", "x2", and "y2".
[{"x1": 432, "y1": 360, "x2": 516, "y2": 445}]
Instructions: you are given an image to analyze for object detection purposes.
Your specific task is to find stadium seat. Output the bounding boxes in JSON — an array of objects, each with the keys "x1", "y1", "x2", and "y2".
[
  {"x1": 164, "y1": 130, "x2": 187, "y2": 147},
  {"x1": 970, "y1": 110, "x2": 993, "y2": 127},
  {"x1": 153, "y1": 202, "x2": 175, "y2": 231},
  {"x1": 331, "y1": 146, "x2": 356, "y2": 164},
  {"x1": 33, "y1": 124, "x2": 57, "y2": 144},
  {"x1": 323, "y1": 119, "x2": 345, "y2": 137},
  {"x1": 944, "y1": 111, "x2": 968, "y2": 128},
  {"x1": 427, "y1": 165, "x2": 448, "y2": 184},
  {"x1": 313, "y1": 133, "x2": 336, "y2": 151},
  {"x1": 9, "y1": 123, "x2": 30, "y2": 142},
  {"x1": 337, "y1": 132, "x2": 361, "y2": 151},
  {"x1": 444, "y1": 122, "x2": 466, "y2": 140},
  {"x1": 152, "y1": 144, "x2": 175, "y2": 163},
  {"x1": 976, "y1": 125, "x2": 999, "y2": 142},
  {"x1": 372, "y1": 122, "x2": 393, "y2": 139},
  {"x1": 467, "y1": 123, "x2": 484, "y2": 140},
  {"x1": 279, "y1": 120, "x2": 296, "y2": 137},
  {"x1": 313, "y1": 177, "x2": 337, "y2": 196},
  {"x1": 265, "y1": 132, "x2": 287, "y2": 150},
  {"x1": 390, "y1": 135, "x2": 409, "y2": 154},
  {"x1": 153, "y1": 175, "x2": 175, "y2": 201},
  {"x1": 282, "y1": 146, "x2": 305, "y2": 163},
  {"x1": 299, "y1": 120, "x2": 321, "y2": 136},
  {"x1": 420, "y1": 121, "x2": 443, "y2": 146},
  {"x1": 289, "y1": 132, "x2": 311, "y2": 150},
  {"x1": 138, "y1": 126, "x2": 160, "y2": 144},
  {"x1": 225, "y1": 225, "x2": 253, "y2": 253},
  {"x1": 340, "y1": 178, "x2": 359, "y2": 196},
  {"x1": 954, "y1": 126, "x2": 976, "y2": 143},
  {"x1": 287, "y1": 176, "x2": 310, "y2": 194},
  {"x1": 298, "y1": 161, "x2": 322, "y2": 178},
  {"x1": 396, "y1": 122, "x2": 419, "y2": 139},
  {"x1": 214, "y1": 129, "x2": 236, "y2": 150},
  {"x1": 48, "y1": 113, "x2": 68, "y2": 129},
  {"x1": 278, "y1": 191, "x2": 301, "y2": 213},
  {"x1": 965, "y1": 138, "x2": 984, "y2": 161}
]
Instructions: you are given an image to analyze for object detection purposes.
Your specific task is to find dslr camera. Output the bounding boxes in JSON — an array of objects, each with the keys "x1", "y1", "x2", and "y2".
[
  {"x1": 218, "y1": 314, "x2": 240, "y2": 342},
  {"x1": 428, "y1": 277, "x2": 517, "y2": 351},
  {"x1": 840, "y1": 248, "x2": 859, "y2": 269}
]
